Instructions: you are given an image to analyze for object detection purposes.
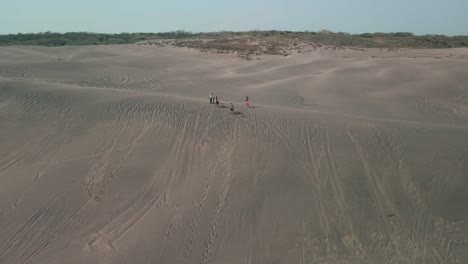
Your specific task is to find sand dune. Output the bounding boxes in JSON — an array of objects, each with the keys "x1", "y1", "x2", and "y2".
[{"x1": 0, "y1": 45, "x2": 467, "y2": 264}]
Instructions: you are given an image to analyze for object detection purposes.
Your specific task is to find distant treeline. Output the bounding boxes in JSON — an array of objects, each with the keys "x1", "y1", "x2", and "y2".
[{"x1": 1, "y1": 30, "x2": 468, "y2": 48}]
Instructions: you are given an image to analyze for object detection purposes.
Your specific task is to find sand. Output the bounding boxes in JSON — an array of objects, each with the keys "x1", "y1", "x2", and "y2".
[{"x1": 0, "y1": 44, "x2": 467, "y2": 264}]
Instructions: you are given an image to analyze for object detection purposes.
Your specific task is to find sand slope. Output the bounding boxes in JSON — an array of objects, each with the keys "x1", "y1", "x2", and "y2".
[{"x1": 0, "y1": 45, "x2": 467, "y2": 264}]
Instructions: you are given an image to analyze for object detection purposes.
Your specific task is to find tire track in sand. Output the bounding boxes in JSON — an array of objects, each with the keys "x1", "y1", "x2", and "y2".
[
  {"x1": 260, "y1": 118, "x2": 343, "y2": 256},
  {"x1": 179, "y1": 111, "x2": 224, "y2": 263},
  {"x1": 347, "y1": 128, "x2": 405, "y2": 261},
  {"x1": 83, "y1": 95, "x2": 151, "y2": 200},
  {"x1": 372, "y1": 126, "x2": 461, "y2": 264},
  {"x1": 157, "y1": 112, "x2": 209, "y2": 262},
  {"x1": 0, "y1": 173, "x2": 41, "y2": 217},
  {"x1": 200, "y1": 117, "x2": 240, "y2": 264},
  {"x1": 0, "y1": 121, "x2": 63, "y2": 177},
  {"x1": 87, "y1": 115, "x2": 196, "y2": 261},
  {"x1": 0, "y1": 167, "x2": 85, "y2": 263},
  {"x1": 322, "y1": 126, "x2": 366, "y2": 258}
]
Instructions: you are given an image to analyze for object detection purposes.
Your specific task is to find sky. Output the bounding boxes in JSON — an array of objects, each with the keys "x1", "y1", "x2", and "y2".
[{"x1": 1, "y1": 0, "x2": 468, "y2": 35}]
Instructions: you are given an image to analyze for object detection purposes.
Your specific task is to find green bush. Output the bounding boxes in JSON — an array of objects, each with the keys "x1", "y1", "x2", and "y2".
[
  {"x1": 359, "y1": 33, "x2": 374, "y2": 38},
  {"x1": 393, "y1": 32, "x2": 414, "y2": 37}
]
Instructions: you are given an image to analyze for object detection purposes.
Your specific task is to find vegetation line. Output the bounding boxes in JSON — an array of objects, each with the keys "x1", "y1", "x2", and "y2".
[{"x1": 1, "y1": 30, "x2": 467, "y2": 49}]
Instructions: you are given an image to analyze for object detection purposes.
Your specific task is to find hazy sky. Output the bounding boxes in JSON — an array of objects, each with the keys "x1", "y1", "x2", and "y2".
[{"x1": 2, "y1": 0, "x2": 467, "y2": 35}]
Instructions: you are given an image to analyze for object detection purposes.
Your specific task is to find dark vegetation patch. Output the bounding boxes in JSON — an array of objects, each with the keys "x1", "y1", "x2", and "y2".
[{"x1": 2, "y1": 30, "x2": 467, "y2": 59}]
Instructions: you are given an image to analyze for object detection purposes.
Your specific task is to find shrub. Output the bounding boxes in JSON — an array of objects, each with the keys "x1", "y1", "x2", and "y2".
[
  {"x1": 393, "y1": 32, "x2": 414, "y2": 37},
  {"x1": 359, "y1": 33, "x2": 374, "y2": 38}
]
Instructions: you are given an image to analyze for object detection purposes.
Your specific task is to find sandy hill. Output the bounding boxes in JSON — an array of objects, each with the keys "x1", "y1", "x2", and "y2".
[{"x1": 0, "y1": 45, "x2": 467, "y2": 264}]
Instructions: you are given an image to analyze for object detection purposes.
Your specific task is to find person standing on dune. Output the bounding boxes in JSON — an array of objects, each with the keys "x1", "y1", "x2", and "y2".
[
  {"x1": 215, "y1": 96, "x2": 220, "y2": 107},
  {"x1": 230, "y1": 103, "x2": 234, "y2": 114},
  {"x1": 209, "y1": 91, "x2": 213, "y2": 104}
]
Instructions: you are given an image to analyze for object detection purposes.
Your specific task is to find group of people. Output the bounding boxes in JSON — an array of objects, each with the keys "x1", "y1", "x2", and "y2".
[
  {"x1": 209, "y1": 91, "x2": 220, "y2": 106},
  {"x1": 209, "y1": 91, "x2": 251, "y2": 114}
]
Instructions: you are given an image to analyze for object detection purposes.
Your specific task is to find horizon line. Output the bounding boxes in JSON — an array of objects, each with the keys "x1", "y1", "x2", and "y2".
[{"x1": 1, "y1": 30, "x2": 467, "y2": 37}]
